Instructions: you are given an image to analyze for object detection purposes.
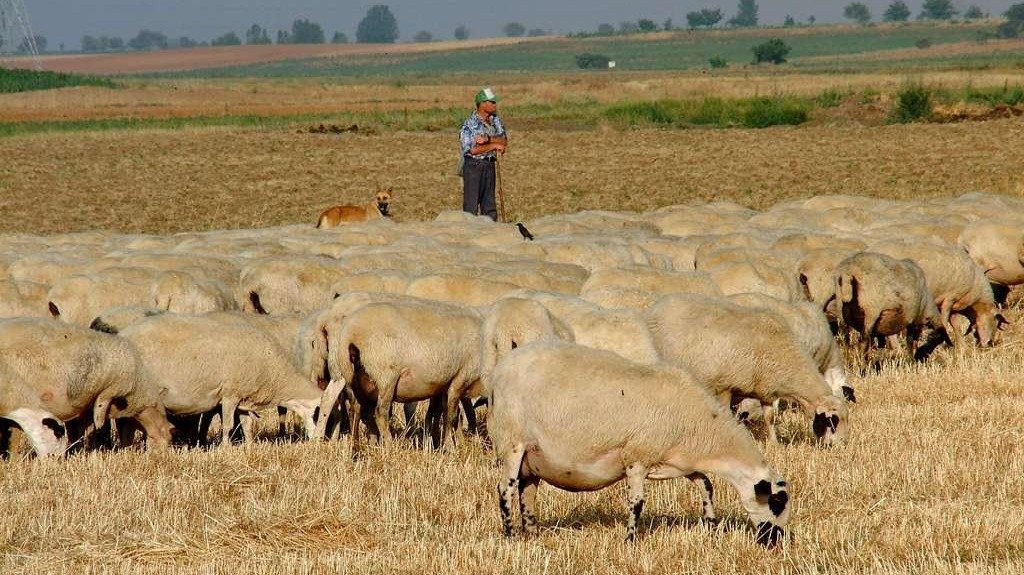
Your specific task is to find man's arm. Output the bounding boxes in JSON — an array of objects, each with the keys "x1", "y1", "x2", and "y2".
[{"x1": 468, "y1": 139, "x2": 505, "y2": 154}]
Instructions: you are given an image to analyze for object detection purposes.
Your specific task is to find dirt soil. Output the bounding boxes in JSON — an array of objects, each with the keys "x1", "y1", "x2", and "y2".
[{"x1": 0, "y1": 37, "x2": 541, "y2": 75}]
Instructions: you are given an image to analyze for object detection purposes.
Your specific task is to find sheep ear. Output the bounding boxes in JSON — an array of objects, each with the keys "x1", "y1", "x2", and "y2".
[
  {"x1": 841, "y1": 385, "x2": 857, "y2": 403},
  {"x1": 753, "y1": 479, "x2": 772, "y2": 498},
  {"x1": 48, "y1": 302, "x2": 60, "y2": 317}
]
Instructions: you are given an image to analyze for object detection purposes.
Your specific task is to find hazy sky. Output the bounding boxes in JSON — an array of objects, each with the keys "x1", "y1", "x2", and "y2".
[{"x1": 18, "y1": 1, "x2": 1020, "y2": 49}]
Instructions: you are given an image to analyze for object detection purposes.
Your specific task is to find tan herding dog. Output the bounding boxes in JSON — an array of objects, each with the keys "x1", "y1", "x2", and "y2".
[{"x1": 315, "y1": 187, "x2": 393, "y2": 228}]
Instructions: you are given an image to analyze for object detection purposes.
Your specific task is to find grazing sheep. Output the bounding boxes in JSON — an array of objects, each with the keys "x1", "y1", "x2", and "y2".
[
  {"x1": 405, "y1": 273, "x2": 522, "y2": 307},
  {"x1": 871, "y1": 239, "x2": 1003, "y2": 346},
  {"x1": 646, "y1": 294, "x2": 849, "y2": 446},
  {"x1": 237, "y1": 256, "x2": 350, "y2": 314},
  {"x1": 150, "y1": 270, "x2": 237, "y2": 314},
  {"x1": 833, "y1": 252, "x2": 950, "y2": 363},
  {"x1": 326, "y1": 300, "x2": 482, "y2": 449},
  {"x1": 89, "y1": 306, "x2": 166, "y2": 335},
  {"x1": 797, "y1": 247, "x2": 861, "y2": 323},
  {"x1": 119, "y1": 313, "x2": 325, "y2": 444},
  {"x1": 727, "y1": 292, "x2": 853, "y2": 402},
  {"x1": 0, "y1": 360, "x2": 68, "y2": 457},
  {"x1": 704, "y1": 259, "x2": 804, "y2": 303},
  {"x1": 330, "y1": 271, "x2": 413, "y2": 298},
  {"x1": 0, "y1": 318, "x2": 172, "y2": 448},
  {"x1": 489, "y1": 342, "x2": 791, "y2": 546},
  {"x1": 580, "y1": 265, "x2": 722, "y2": 299},
  {"x1": 479, "y1": 297, "x2": 573, "y2": 391},
  {"x1": 0, "y1": 278, "x2": 45, "y2": 318},
  {"x1": 512, "y1": 290, "x2": 660, "y2": 365},
  {"x1": 46, "y1": 269, "x2": 161, "y2": 326},
  {"x1": 957, "y1": 220, "x2": 1024, "y2": 288},
  {"x1": 772, "y1": 233, "x2": 867, "y2": 254}
]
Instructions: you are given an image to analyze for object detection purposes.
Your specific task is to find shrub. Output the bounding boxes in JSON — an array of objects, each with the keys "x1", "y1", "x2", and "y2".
[
  {"x1": 964, "y1": 83, "x2": 1024, "y2": 106},
  {"x1": 997, "y1": 21, "x2": 1021, "y2": 39},
  {"x1": 575, "y1": 53, "x2": 611, "y2": 69},
  {"x1": 708, "y1": 55, "x2": 728, "y2": 69},
  {"x1": 915, "y1": 38, "x2": 932, "y2": 49},
  {"x1": 741, "y1": 97, "x2": 810, "y2": 128},
  {"x1": 816, "y1": 88, "x2": 846, "y2": 108},
  {"x1": 604, "y1": 100, "x2": 679, "y2": 125},
  {"x1": 752, "y1": 38, "x2": 791, "y2": 64},
  {"x1": 689, "y1": 98, "x2": 729, "y2": 125},
  {"x1": 889, "y1": 83, "x2": 933, "y2": 123},
  {"x1": 0, "y1": 67, "x2": 117, "y2": 93}
]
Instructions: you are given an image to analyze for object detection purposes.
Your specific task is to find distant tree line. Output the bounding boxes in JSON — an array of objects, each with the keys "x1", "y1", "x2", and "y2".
[{"x1": 66, "y1": 0, "x2": 1024, "y2": 53}]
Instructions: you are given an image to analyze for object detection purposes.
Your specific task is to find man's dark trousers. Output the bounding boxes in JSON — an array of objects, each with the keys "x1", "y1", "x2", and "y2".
[{"x1": 462, "y1": 156, "x2": 497, "y2": 221}]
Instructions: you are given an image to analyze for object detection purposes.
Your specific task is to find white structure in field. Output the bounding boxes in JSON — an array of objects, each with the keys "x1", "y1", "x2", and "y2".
[{"x1": 0, "y1": 0, "x2": 42, "y2": 69}]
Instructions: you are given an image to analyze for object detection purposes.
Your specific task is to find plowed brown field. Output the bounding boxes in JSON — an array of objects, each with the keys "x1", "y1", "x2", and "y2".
[{"x1": 0, "y1": 36, "x2": 539, "y2": 75}]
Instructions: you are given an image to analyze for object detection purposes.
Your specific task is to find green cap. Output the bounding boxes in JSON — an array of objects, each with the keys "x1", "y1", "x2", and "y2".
[{"x1": 474, "y1": 87, "x2": 501, "y2": 106}]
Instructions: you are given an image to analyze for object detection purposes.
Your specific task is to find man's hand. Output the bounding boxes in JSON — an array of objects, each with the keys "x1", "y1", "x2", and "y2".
[
  {"x1": 492, "y1": 143, "x2": 507, "y2": 155},
  {"x1": 474, "y1": 134, "x2": 490, "y2": 145}
]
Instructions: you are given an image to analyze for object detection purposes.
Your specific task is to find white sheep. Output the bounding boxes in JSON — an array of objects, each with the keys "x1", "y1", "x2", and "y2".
[
  {"x1": 119, "y1": 312, "x2": 326, "y2": 445},
  {"x1": 0, "y1": 318, "x2": 172, "y2": 448},
  {"x1": 580, "y1": 265, "x2": 722, "y2": 298},
  {"x1": 479, "y1": 297, "x2": 573, "y2": 392},
  {"x1": 871, "y1": 239, "x2": 1004, "y2": 346},
  {"x1": 150, "y1": 270, "x2": 237, "y2": 314},
  {"x1": 405, "y1": 273, "x2": 523, "y2": 307},
  {"x1": 833, "y1": 252, "x2": 949, "y2": 363},
  {"x1": 727, "y1": 292, "x2": 854, "y2": 402},
  {"x1": 509, "y1": 290, "x2": 660, "y2": 365},
  {"x1": 957, "y1": 219, "x2": 1024, "y2": 291},
  {"x1": 237, "y1": 256, "x2": 351, "y2": 314},
  {"x1": 0, "y1": 359, "x2": 68, "y2": 457},
  {"x1": 646, "y1": 294, "x2": 849, "y2": 446},
  {"x1": 46, "y1": 268, "x2": 160, "y2": 326},
  {"x1": 326, "y1": 299, "x2": 482, "y2": 450},
  {"x1": 488, "y1": 342, "x2": 791, "y2": 546}
]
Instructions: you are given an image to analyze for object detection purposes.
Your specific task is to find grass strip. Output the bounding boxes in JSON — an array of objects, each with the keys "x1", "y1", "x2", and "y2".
[{"x1": 0, "y1": 66, "x2": 118, "y2": 93}]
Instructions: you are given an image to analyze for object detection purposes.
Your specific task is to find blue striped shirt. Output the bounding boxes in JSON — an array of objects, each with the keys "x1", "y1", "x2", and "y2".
[{"x1": 460, "y1": 112, "x2": 506, "y2": 160}]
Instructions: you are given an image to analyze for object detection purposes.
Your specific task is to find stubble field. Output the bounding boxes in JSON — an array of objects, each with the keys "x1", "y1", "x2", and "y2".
[{"x1": 1, "y1": 64, "x2": 1024, "y2": 573}]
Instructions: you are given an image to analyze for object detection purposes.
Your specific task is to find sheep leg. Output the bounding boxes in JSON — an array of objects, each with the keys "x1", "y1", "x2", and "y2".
[
  {"x1": 939, "y1": 299, "x2": 959, "y2": 346},
  {"x1": 497, "y1": 443, "x2": 526, "y2": 537},
  {"x1": 425, "y1": 396, "x2": 444, "y2": 449},
  {"x1": 373, "y1": 375, "x2": 402, "y2": 446},
  {"x1": 518, "y1": 477, "x2": 540, "y2": 536},
  {"x1": 315, "y1": 378, "x2": 346, "y2": 440},
  {"x1": 860, "y1": 327, "x2": 873, "y2": 370},
  {"x1": 762, "y1": 402, "x2": 778, "y2": 444},
  {"x1": 220, "y1": 398, "x2": 240, "y2": 446},
  {"x1": 686, "y1": 472, "x2": 716, "y2": 521},
  {"x1": 625, "y1": 463, "x2": 647, "y2": 542},
  {"x1": 0, "y1": 420, "x2": 10, "y2": 459},
  {"x1": 239, "y1": 412, "x2": 257, "y2": 443},
  {"x1": 276, "y1": 406, "x2": 287, "y2": 438},
  {"x1": 460, "y1": 397, "x2": 478, "y2": 435},
  {"x1": 441, "y1": 381, "x2": 467, "y2": 451}
]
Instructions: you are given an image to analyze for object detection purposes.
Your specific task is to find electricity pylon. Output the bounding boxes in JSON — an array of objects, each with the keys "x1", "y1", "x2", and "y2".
[{"x1": 0, "y1": 0, "x2": 42, "y2": 69}]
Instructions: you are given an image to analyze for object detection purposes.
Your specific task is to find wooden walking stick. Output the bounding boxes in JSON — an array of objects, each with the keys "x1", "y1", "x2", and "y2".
[{"x1": 496, "y1": 156, "x2": 507, "y2": 223}]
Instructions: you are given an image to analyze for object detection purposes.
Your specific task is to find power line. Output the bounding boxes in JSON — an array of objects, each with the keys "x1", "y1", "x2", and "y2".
[{"x1": 0, "y1": 0, "x2": 42, "y2": 70}]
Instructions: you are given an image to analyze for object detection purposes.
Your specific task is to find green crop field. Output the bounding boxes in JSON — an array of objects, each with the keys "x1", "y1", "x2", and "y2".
[{"x1": 151, "y1": 22, "x2": 1009, "y2": 79}]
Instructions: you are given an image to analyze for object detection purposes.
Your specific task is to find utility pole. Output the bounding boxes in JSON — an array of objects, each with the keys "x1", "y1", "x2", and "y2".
[{"x1": 0, "y1": 0, "x2": 42, "y2": 70}]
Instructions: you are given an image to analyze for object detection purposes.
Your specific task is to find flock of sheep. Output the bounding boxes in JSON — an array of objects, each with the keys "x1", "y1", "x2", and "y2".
[{"x1": 2, "y1": 191, "x2": 1023, "y2": 547}]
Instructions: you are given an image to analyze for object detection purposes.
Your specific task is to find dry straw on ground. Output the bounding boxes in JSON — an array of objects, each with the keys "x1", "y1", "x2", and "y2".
[
  {"x1": 1, "y1": 118, "x2": 1023, "y2": 235},
  {"x1": 2, "y1": 75, "x2": 1024, "y2": 572},
  {"x1": 2, "y1": 341, "x2": 1023, "y2": 574}
]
